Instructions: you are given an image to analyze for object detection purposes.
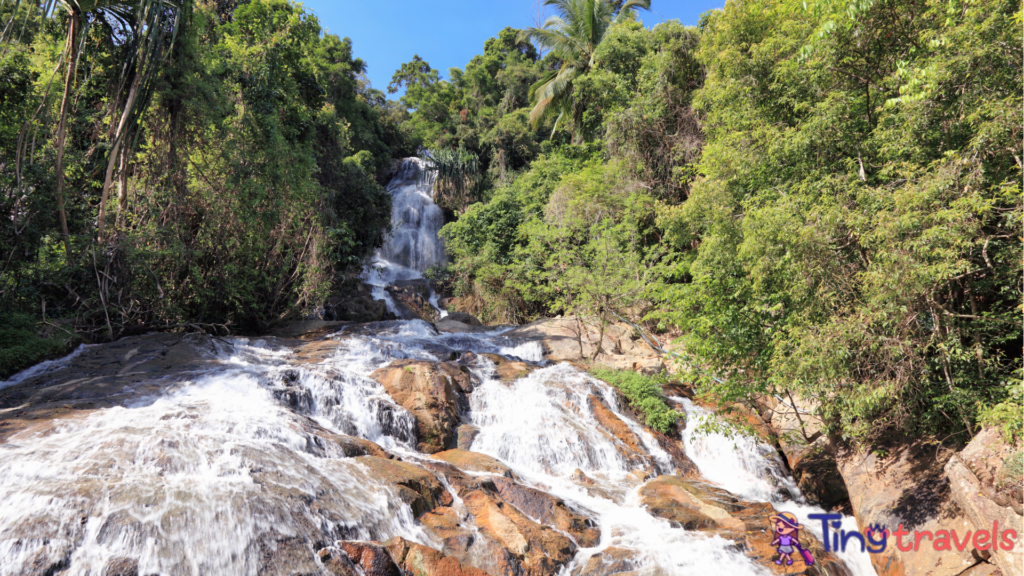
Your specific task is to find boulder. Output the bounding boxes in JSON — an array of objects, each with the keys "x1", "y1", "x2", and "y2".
[
  {"x1": 570, "y1": 547, "x2": 639, "y2": 576},
  {"x1": 421, "y1": 461, "x2": 594, "y2": 575},
  {"x1": 370, "y1": 360, "x2": 473, "y2": 453},
  {"x1": 638, "y1": 476, "x2": 851, "y2": 575},
  {"x1": 337, "y1": 542, "x2": 404, "y2": 576},
  {"x1": 503, "y1": 317, "x2": 661, "y2": 369},
  {"x1": 431, "y1": 449, "x2": 515, "y2": 478},
  {"x1": 837, "y1": 440, "x2": 996, "y2": 576},
  {"x1": 587, "y1": 395, "x2": 651, "y2": 470},
  {"x1": 639, "y1": 476, "x2": 744, "y2": 534},
  {"x1": 490, "y1": 476, "x2": 601, "y2": 548},
  {"x1": 767, "y1": 394, "x2": 850, "y2": 510},
  {"x1": 385, "y1": 537, "x2": 491, "y2": 576},
  {"x1": 355, "y1": 456, "x2": 453, "y2": 517},
  {"x1": 944, "y1": 427, "x2": 1023, "y2": 576},
  {"x1": 457, "y1": 424, "x2": 481, "y2": 450},
  {"x1": 480, "y1": 353, "x2": 538, "y2": 383},
  {"x1": 446, "y1": 312, "x2": 483, "y2": 326}
]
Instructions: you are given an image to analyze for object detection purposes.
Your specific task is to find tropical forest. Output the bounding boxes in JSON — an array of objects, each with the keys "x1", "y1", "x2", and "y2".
[{"x1": 0, "y1": 0, "x2": 1019, "y2": 575}]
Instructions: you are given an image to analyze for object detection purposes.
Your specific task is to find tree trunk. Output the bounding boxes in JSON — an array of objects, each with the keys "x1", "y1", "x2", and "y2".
[
  {"x1": 54, "y1": 12, "x2": 80, "y2": 261},
  {"x1": 98, "y1": 64, "x2": 143, "y2": 242}
]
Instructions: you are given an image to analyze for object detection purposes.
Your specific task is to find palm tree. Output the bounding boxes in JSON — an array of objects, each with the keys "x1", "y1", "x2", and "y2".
[
  {"x1": 519, "y1": 0, "x2": 650, "y2": 142},
  {"x1": 2, "y1": 0, "x2": 185, "y2": 256}
]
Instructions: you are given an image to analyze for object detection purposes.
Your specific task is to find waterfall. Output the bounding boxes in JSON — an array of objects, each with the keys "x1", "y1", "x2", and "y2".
[
  {"x1": 679, "y1": 399, "x2": 878, "y2": 576},
  {"x1": 362, "y1": 158, "x2": 448, "y2": 318},
  {"x1": 0, "y1": 323, "x2": 879, "y2": 575}
]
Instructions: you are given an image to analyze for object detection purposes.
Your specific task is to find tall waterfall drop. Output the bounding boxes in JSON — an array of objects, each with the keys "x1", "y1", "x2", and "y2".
[{"x1": 363, "y1": 158, "x2": 448, "y2": 317}]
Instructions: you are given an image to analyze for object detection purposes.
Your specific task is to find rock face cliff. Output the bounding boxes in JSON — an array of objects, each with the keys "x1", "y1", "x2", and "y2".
[{"x1": 0, "y1": 319, "x2": 877, "y2": 576}]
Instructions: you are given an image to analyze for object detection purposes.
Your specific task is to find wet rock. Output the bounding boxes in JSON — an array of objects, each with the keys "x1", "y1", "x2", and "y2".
[
  {"x1": 461, "y1": 489, "x2": 577, "y2": 575},
  {"x1": 838, "y1": 440, "x2": 988, "y2": 576},
  {"x1": 0, "y1": 333, "x2": 221, "y2": 442},
  {"x1": 639, "y1": 476, "x2": 852, "y2": 575},
  {"x1": 102, "y1": 557, "x2": 138, "y2": 576},
  {"x1": 457, "y1": 424, "x2": 481, "y2": 450},
  {"x1": 436, "y1": 319, "x2": 497, "y2": 334},
  {"x1": 570, "y1": 469, "x2": 594, "y2": 485},
  {"x1": 945, "y1": 427, "x2": 1023, "y2": 576},
  {"x1": 570, "y1": 547, "x2": 639, "y2": 576},
  {"x1": 385, "y1": 537, "x2": 491, "y2": 576},
  {"x1": 789, "y1": 437, "x2": 850, "y2": 510},
  {"x1": 257, "y1": 533, "x2": 323, "y2": 575},
  {"x1": 639, "y1": 476, "x2": 743, "y2": 533},
  {"x1": 388, "y1": 285, "x2": 440, "y2": 322},
  {"x1": 323, "y1": 281, "x2": 396, "y2": 323},
  {"x1": 370, "y1": 360, "x2": 472, "y2": 453},
  {"x1": 318, "y1": 547, "x2": 362, "y2": 576},
  {"x1": 421, "y1": 461, "x2": 593, "y2": 575},
  {"x1": 586, "y1": 395, "x2": 649, "y2": 468},
  {"x1": 431, "y1": 449, "x2": 515, "y2": 478},
  {"x1": 447, "y1": 312, "x2": 483, "y2": 326},
  {"x1": 490, "y1": 476, "x2": 601, "y2": 548},
  {"x1": 337, "y1": 541, "x2": 404, "y2": 576},
  {"x1": 483, "y1": 354, "x2": 538, "y2": 383},
  {"x1": 355, "y1": 456, "x2": 453, "y2": 517}
]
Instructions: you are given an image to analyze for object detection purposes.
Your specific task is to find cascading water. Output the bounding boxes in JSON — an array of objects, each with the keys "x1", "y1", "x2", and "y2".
[
  {"x1": 680, "y1": 399, "x2": 878, "y2": 576},
  {"x1": 0, "y1": 322, "x2": 879, "y2": 576},
  {"x1": 362, "y1": 158, "x2": 448, "y2": 318}
]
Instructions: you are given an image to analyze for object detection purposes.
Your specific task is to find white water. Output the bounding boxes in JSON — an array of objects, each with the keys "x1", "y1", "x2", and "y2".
[
  {"x1": 361, "y1": 158, "x2": 448, "y2": 319},
  {"x1": 680, "y1": 399, "x2": 878, "y2": 576},
  {"x1": 0, "y1": 159, "x2": 877, "y2": 575},
  {"x1": 0, "y1": 322, "x2": 879, "y2": 575}
]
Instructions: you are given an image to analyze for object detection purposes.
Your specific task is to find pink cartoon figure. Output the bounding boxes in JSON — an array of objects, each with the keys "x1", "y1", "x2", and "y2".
[{"x1": 770, "y1": 512, "x2": 814, "y2": 567}]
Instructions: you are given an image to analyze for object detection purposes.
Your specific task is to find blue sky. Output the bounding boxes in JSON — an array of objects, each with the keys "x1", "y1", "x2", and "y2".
[{"x1": 299, "y1": 1, "x2": 723, "y2": 98}]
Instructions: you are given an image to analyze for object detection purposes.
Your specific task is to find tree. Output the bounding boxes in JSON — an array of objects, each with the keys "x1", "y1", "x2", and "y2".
[
  {"x1": 1, "y1": 0, "x2": 186, "y2": 257},
  {"x1": 519, "y1": 0, "x2": 650, "y2": 142}
]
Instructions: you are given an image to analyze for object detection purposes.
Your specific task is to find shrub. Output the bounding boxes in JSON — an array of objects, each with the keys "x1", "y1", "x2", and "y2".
[
  {"x1": 0, "y1": 313, "x2": 76, "y2": 380},
  {"x1": 589, "y1": 366, "x2": 681, "y2": 434}
]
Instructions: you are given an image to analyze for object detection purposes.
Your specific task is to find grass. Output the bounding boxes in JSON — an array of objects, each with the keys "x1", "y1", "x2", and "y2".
[
  {"x1": 0, "y1": 313, "x2": 76, "y2": 380},
  {"x1": 588, "y1": 367, "x2": 682, "y2": 434}
]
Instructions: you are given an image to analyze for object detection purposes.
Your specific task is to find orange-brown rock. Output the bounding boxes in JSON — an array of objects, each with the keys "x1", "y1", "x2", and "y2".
[
  {"x1": 490, "y1": 476, "x2": 601, "y2": 548},
  {"x1": 945, "y1": 427, "x2": 1023, "y2": 576},
  {"x1": 385, "y1": 537, "x2": 491, "y2": 576},
  {"x1": 587, "y1": 395, "x2": 649, "y2": 468},
  {"x1": 640, "y1": 476, "x2": 851, "y2": 576},
  {"x1": 481, "y1": 354, "x2": 537, "y2": 383},
  {"x1": 431, "y1": 449, "x2": 514, "y2": 478},
  {"x1": 461, "y1": 489, "x2": 577, "y2": 576},
  {"x1": 838, "y1": 440, "x2": 996, "y2": 576},
  {"x1": 570, "y1": 547, "x2": 639, "y2": 576},
  {"x1": 371, "y1": 360, "x2": 473, "y2": 452},
  {"x1": 341, "y1": 541, "x2": 404, "y2": 576},
  {"x1": 639, "y1": 476, "x2": 743, "y2": 533},
  {"x1": 356, "y1": 456, "x2": 452, "y2": 517}
]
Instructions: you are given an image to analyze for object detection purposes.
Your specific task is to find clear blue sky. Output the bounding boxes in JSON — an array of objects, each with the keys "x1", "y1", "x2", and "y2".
[{"x1": 299, "y1": 1, "x2": 723, "y2": 97}]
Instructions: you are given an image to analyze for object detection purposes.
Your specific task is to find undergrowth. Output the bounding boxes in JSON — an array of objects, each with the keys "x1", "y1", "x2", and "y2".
[
  {"x1": 0, "y1": 313, "x2": 76, "y2": 380},
  {"x1": 589, "y1": 367, "x2": 682, "y2": 434}
]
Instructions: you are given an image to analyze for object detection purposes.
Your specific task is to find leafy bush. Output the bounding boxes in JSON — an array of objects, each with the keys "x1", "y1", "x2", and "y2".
[
  {"x1": 589, "y1": 367, "x2": 681, "y2": 434},
  {"x1": 0, "y1": 314, "x2": 76, "y2": 380}
]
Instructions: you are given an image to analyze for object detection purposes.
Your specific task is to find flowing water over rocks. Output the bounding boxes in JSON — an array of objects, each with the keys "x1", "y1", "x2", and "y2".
[
  {"x1": 0, "y1": 322, "x2": 879, "y2": 576},
  {"x1": 0, "y1": 159, "x2": 879, "y2": 576}
]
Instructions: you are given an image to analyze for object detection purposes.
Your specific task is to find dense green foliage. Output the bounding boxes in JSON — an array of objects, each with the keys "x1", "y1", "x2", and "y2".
[
  {"x1": 0, "y1": 0, "x2": 405, "y2": 374},
  {"x1": 434, "y1": 0, "x2": 1021, "y2": 446},
  {"x1": 590, "y1": 367, "x2": 682, "y2": 433}
]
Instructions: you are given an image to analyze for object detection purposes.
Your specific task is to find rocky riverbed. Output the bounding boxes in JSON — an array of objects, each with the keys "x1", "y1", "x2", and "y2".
[{"x1": 0, "y1": 318, "x2": 1013, "y2": 576}]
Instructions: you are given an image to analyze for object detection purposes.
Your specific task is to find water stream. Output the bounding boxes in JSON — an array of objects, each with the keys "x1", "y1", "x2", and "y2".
[{"x1": 0, "y1": 160, "x2": 879, "y2": 576}]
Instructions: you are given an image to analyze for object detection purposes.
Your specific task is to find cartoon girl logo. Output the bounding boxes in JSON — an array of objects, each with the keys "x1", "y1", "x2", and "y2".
[{"x1": 770, "y1": 512, "x2": 815, "y2": 567}]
